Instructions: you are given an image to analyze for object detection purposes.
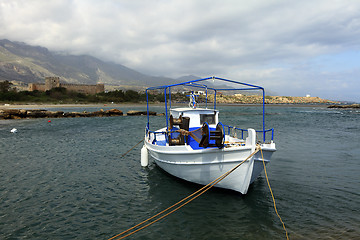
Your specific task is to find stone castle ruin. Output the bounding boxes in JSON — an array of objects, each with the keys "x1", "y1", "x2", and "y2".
[{"x1": 29, "y1": 77, "x2": 104, "y2": 95}]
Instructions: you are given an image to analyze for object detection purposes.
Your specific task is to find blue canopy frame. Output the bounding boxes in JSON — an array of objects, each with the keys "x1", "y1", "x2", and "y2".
[{"x1": 146, "y1": 76, "x2": 268, "y2": 142}]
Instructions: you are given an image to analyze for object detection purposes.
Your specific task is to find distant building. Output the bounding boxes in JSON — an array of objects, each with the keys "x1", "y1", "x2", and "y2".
[
  {"x1": 306, "y1": 94, "x2": 311, "y2": 97},
  {"x1": 180, "y1": 91, "x2": 205, "y2": 95},
  {"x1": 29, "y1": 77, "x2": 104, "y2": 94}
]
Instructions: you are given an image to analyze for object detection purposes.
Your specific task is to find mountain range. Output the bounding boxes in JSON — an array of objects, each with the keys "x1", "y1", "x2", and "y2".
[{"x1": 0, "y1": 39, "x2": 198, "y2": 89}]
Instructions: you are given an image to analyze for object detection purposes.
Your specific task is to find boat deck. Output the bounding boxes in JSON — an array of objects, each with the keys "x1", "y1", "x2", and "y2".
[{"x1": 151, "y1": 127, "x2": 246, "y2": 150}]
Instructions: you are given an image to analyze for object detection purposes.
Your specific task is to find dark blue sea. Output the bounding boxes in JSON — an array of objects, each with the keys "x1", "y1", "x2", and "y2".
[{"x1": 0, "y1": 104, "x2": 359, "y2": 239}]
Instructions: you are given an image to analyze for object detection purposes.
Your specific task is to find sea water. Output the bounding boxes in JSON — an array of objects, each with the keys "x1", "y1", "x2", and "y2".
[{"x1": 0, "y1": 105, "x2": 359, "y2": 239}]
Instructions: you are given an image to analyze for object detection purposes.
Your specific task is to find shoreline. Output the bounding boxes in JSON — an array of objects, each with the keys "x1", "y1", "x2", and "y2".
[
  {"x1": 0, "y1": 102, "x2": 345, "y2": 110},
  {"x1": 0, "y1": 103, "x2": 149, "y2": 110},
  {"x1": 0, "y1": 108, "x2": 161, "y2": 120}
]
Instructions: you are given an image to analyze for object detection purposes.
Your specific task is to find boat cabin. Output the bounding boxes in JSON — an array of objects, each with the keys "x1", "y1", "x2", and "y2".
[
  {"x1": 167, "y1": 107, "x2": 224, "y2": 149},
  {"x1": 170, "y1": 108, "x2": 219, "y2": 128}
]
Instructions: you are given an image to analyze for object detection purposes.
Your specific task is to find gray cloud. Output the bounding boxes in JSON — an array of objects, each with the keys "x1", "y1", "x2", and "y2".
[{"x1": 0, "y1": 0, "x2": 359, "y2": 101}]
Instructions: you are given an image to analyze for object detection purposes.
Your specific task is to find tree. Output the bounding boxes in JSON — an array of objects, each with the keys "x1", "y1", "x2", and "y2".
[
  {"x1": 124, "y1": 90, "x2": 140, "y2": 102},
  {"x1": 0, "y1": 80, "x2": 13, "y2": 93}
]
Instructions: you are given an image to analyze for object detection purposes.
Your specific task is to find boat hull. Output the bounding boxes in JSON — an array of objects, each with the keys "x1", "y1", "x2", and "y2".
[{"x1": 145, "y1": 141, "x2": 275, "y2": 194}]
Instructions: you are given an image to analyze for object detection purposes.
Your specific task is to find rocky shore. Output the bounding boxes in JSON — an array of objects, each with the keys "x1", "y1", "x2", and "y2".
[
  {"x1": 327, "y1": 104, "x2": 360, "y2": 109},
  {"x1": 0, "y1": 109, "x2": 159, "y2": 120}
]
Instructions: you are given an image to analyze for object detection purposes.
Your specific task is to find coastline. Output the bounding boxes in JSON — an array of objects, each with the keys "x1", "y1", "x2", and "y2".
[
  {"x1": 0, "y1": 102, "x2": 344, "y2": 110},
  {"x1": 0, "y1": 103, "x2": 148, "y2": 110}
]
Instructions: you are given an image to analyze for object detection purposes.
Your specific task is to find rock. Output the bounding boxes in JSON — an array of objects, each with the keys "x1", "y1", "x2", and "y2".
[
  {"x1": 0, "y1": 109, "x2": 28, "y2": 119},
  {"x1": 63, "y1": 112, "x2": 86, "y2": 117},
  {"x1": 92, "y1": 111, "x2": 106, "y2": 117},
  {"x1": 127, "y1": 110, "x2": 144, "y2": 115},
  {"x1": 127, "y1": 110, "x2": 156, "y2": 116},
  {"x1": 105, "y1": 109, "x2": 123, "y2": 116},
  {"x1": 19, "y1": 109, "x2": 27, "y2": 117},
  {"x1": 0, "y1": 109, "x2": 17, "y2": 119},
  {"x1": 328, "y1": 104, "x2": 360, "y2": 109},
  {"x1": 26, "y1": 110, "x2": 48, "y2": 118},
  {"x1": 47, "y1": 111, "x2": 64, "y2": 118},
  {"x1": 0, "y1": 108, "x2": 126, "y2": 119}
]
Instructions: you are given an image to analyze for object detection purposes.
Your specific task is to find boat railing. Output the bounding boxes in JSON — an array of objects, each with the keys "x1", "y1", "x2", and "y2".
[
  {"x1": 146, "y1": 126, "x2": 274, "y2": 145},
  {"x1": 146, "y1": 127, "x2": 164, "y2": 142},
  {"x1": 146, "y1": 127, "x2": 178, "y2": 144},
  {"x1": 222, "y1": 125, "x2": 274, "y2": 142}
]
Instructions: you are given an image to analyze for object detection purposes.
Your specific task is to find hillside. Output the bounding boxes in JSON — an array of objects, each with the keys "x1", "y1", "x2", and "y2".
[
  {"x1": 0, "y1": 40, "x2": 339, "y2": 105},
  {"x1": 0, "y1": 39, "x2": 176, "y2": 87}
]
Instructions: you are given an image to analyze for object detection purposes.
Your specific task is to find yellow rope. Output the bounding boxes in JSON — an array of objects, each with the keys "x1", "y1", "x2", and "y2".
[
  {"x1": 260, "y1": 147, "x2": 290, "y2": 240},
  {"x1": 108, "y1": 147, "x2": 260, "y2": 240}
]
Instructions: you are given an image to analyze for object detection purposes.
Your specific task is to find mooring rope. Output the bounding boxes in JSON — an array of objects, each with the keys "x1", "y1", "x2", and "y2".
[
  {"x1": 111, "y1": 145, "x2": 289, "y2": 240},
  {"x1": 260, "y1": 147, "x2": 290, "y2": 240},
  {"x1": 108, "y1": 147, "x2": 261, "y2": 240},
  {"x1": 120, "y1": 139, "x2": 144, "y2": 158}
]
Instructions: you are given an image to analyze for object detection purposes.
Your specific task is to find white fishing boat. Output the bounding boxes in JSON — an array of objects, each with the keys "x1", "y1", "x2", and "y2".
[{"x1": 142, "y1": 77, "x2": 276, "y2": 194}]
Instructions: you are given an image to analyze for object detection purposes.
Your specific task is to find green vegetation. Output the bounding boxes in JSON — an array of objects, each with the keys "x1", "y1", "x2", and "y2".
[
  {"x1": 0, "y1": 80, "x2": 13, "y2": 93},
  {"x1": 0, "y1": 86, "x2": 167, "y2": 104},
  {"x1": 1, "y1": 81, "x2": 337, "y2": 105},
  {"x1": 0, "y1": 81, "x2": 205, "y2": 104}
]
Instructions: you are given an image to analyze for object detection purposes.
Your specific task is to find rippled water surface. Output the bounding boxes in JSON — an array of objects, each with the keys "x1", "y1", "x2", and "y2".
[{"x1": 0, "y1": 105, "x2": 359, "y2": 239}]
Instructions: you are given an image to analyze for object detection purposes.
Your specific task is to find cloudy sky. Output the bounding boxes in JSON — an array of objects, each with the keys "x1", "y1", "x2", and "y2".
[{"x1": 1, "y1": 0, "x2": 359, "y2": 102}]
